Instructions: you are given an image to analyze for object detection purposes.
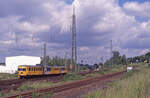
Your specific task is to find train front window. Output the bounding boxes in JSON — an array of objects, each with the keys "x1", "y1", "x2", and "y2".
[{"x1": 18, "y1": 68, "x2": 26, "y2": 71}]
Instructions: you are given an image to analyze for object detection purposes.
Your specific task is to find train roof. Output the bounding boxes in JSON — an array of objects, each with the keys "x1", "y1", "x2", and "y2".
[
  {"x1": 18, "y1": 65, "x2": 66, "y2": 68},
  {"x1": 47, "y1": 65, "x2": 66, "y2": 68},
  {"x1": 18, "y1": 65, "x2": 43, "y2": 67}
]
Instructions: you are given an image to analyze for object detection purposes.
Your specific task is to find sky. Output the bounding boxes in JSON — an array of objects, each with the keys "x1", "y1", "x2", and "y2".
[{"x1": 0, "y1": 0, "x2": 150, "y2": 64}]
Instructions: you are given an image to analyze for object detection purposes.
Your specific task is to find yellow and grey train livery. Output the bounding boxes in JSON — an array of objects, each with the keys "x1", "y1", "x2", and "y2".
[{"x1": 18, "y1": 65, "x2": 68, "y2": 78}]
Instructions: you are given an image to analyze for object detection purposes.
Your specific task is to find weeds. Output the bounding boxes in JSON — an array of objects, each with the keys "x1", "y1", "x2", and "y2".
[
  {"x1": 0, "y1": 73, "x2": 17, "y2": 80},
  {"x1": 64, "y1": 73, "x2": 84, "y2": 81},
  {"x1": 42, "y1": 91, "x2": 53, "y2": 98},
  {"x1": 85, "y1": 65, "x2": 150, "y2": 98},
  {"x1": 32, "y1": 92, "x2": 40, "y2": 98},
  {"x1": 18, "y1": 84, "x2": 34, "y2": 91},
  {"x1": 0, "y1": 92, "x2": 5, "y2": 97}
]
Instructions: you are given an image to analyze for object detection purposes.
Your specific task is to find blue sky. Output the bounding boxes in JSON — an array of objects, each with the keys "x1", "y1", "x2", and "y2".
[
  {"x1": 119, "y1": 0, "x2": 150, "y2": 5},
  {"x1": 64, "y1": 0, "x2": 150, "y2": 5},
  {"x1": 64, "y1": 0, "x2": 74, "y2": 4},
  {"x1": 0, "y1": 0, "x2": 150, "y2": 64}
]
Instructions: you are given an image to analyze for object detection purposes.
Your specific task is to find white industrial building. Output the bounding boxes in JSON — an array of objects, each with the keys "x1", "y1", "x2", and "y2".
[{"x1": 0, "y1": 56, "x2": 41, "y2": 74}]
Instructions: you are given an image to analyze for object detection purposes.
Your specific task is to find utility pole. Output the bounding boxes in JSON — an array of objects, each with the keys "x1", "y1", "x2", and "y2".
[
  {"x1": 64, "y1": 52, "x2": 68, "y2": 68},
  {"x1": 44, "y1": 43, "x2": 46, "y2": 59},
  {"x1": 72, "y1": 5, "x2": 77, "y2": 72},
  {"x1": 43, "y1": 43, "x2": 47, "y2": 67},
  {"x1": 101, "y1": 56, "x2": 104, "y2": 64},
  {"x1": 15, "y1": 32, "x2": 18, "y2": 45},
  {"x1": 110, "y1": 40, "x2": 113, "y2": 67}
]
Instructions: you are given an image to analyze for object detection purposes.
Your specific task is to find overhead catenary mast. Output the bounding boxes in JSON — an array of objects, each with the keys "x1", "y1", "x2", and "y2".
[
  {"x1": 44, "y1": 43, "x2": 47, "y2": 59},
  {"x1": 42, "y1": 43, "x2": 47, "y2": 67},
  {"x1": 72, "y1": 5, "x2": 77, "y2": 72},
  {"x1": 110, "y1": 40, "x2": 113, "y2": 67}
]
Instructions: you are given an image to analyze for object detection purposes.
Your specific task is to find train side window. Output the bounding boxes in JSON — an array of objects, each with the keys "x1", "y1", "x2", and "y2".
[{"x1": 46, "y1": 68, "x2": 51, "y2": 71}]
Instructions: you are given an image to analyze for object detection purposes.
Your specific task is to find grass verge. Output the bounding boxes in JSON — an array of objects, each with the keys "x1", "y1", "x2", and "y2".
[
  {"x1": 84, "y1": 64, "x2": 150, "y2": 98},
  {"x1": 0, "y1": 73, "x2": 17, "y2": 80}
]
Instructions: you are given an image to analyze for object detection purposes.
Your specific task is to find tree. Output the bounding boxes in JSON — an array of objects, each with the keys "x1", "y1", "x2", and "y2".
[
  {"x1": 41, "y1": 56, "x2": 72, "y2": 67},
  {"x1": 104, "y1": 51, "x2": 127, "y2": 66},
  {"x1": 112, "y1": 51, "x2": 121, "y2": 65},
  {"x1": 121, "y1": 55, "x2": 127, "y2": 65}
]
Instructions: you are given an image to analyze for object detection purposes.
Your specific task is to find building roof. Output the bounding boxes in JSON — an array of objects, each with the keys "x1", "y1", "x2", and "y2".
[{"x1": 6, "y1": 55, "x2": 41, "y2": 58}]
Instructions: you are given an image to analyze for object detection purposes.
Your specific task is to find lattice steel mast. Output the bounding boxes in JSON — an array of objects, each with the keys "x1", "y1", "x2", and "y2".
[
  {"x1": 72, "y1": 5, "x2": 77, "y2": 72},
  {"x1": 110, "y1": 40, "x2": 113, "y2": 67}
]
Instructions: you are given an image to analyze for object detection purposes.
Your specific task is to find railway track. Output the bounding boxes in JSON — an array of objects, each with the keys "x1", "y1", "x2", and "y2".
[
  {"x1": 0, "y1": 75, "x2": 64, "y2": 91},
  {"x1": 0, "y1": 70, "x2": 97, "y2": 91},
  {"x1": 5, "y1": 70, "x2": 126, "y2": 98}
]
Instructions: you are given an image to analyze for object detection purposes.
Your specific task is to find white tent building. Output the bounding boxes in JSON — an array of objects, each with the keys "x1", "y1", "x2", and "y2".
[{"x1": 0, "y1": 56, "x2": 41, "y2": 74}]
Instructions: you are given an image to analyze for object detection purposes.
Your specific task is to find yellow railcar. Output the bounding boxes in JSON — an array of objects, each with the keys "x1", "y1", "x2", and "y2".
[
  {"x1": 18, "y1": 65, "x2": 44, "y2": 78},
  {"x1": 45, "y1": 66, "x2": 68, "y2": 75}
]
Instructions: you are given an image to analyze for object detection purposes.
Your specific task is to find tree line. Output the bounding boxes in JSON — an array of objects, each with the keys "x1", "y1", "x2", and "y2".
[
  {"x1": 104, "y1": 51, "x2": 150, "y2": 67},
  {"x1": 127, "y1": 52, "x2": 150, "y2": 63},
  {"x1": 41, "y1": 51, "x2": 150, "y2": 68},
  {"x1": 41, "y1": 56, "x2": 71, "y2": 67}
]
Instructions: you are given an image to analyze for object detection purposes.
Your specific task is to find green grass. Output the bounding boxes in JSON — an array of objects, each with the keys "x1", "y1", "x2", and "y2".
[
  {"x1": 0, "y1": 92, "x2": 5, "y2": 97},
  {"x1": 1, "y1": 81, "x2": 58, "y2": 97},
  {"x1": 64, "y1": 73, "x2": 85, "y2": 81},
  {"x1": 99, "y1": 65, "x2": 125, "y2": 75},
  {"x1": 18, "y1": 81, "x2": 61, "y2": 92},
  {"x1": 0, "y1": 73, "x2": 17, "y2": 80},
  {"x1": 84, "y1": 64, "x2": 150, "y2": 98}
]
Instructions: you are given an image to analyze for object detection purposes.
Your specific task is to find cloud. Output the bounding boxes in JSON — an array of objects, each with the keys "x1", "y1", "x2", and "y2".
[
  {"x1": 123, "y1": 2, "x2": 150, "y2": 19},
  {"x1": 0, "y1": 0, "x2": 150, "y2": 63}
]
